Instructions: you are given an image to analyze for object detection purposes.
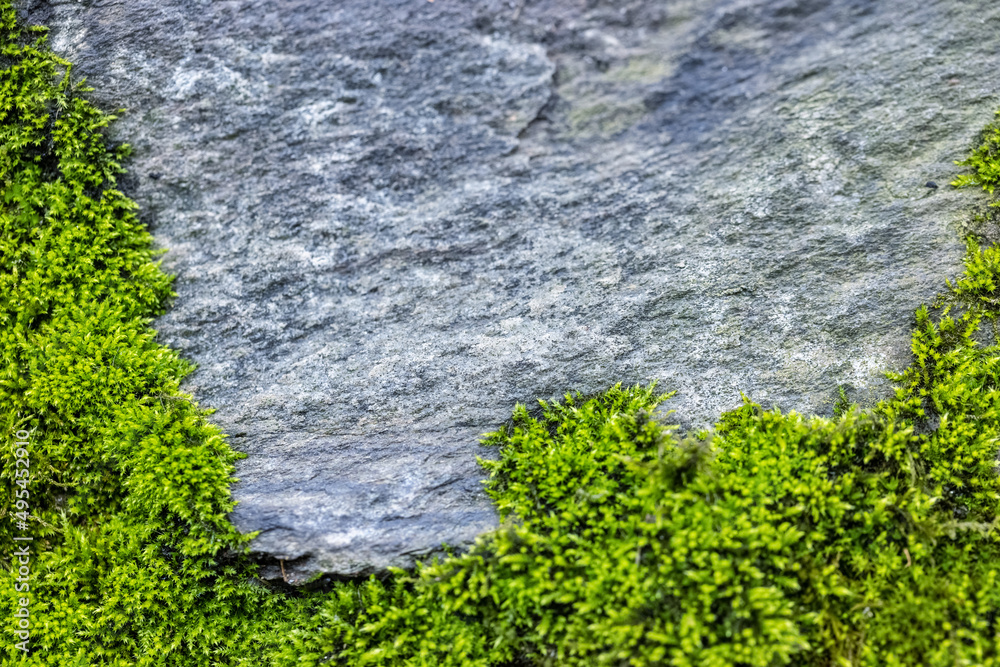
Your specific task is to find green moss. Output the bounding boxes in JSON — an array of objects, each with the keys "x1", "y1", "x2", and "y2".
[
  {"x1": 5, "y1": 4, "x2": 1000, "y2": 666},
  {"x1": 953, "y1": 109, "x2": 1000, "y2": 196},
  {"x1": 0, "y1": 8, "x2": 294, "y2": 664}
]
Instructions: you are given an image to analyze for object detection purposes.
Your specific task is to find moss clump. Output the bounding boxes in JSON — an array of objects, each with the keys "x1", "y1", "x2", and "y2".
[
  {"x1": 0, "y1": 6, "x2": 294, "y2": 664},
  {"x1": 5, "y1": 4, "x2": 1000, "y2": 665},
  {"x1": 953, "y1": 109, "x2": 1000, "y2": 196},
  {"x1": 277, "y1": 375, "x2": 1000, "y2": 666}
]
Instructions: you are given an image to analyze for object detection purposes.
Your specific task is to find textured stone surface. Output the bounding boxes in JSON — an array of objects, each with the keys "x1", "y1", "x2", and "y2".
[{"x1": 17, "y1": 0, "x2": 1000, "y2": 579}]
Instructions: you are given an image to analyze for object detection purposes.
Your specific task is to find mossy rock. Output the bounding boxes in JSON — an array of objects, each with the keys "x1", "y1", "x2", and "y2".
[
  {"x1": 6, "y1": 1, "x2": 1000, "y2": 665},
  {"x1": 15, "y1": 0, "x2": 1000, "y2": 577}
]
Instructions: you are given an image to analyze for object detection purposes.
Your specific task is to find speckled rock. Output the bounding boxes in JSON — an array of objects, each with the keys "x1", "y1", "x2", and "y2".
[{"x1": 17, "y1": 0, "x2": 1000, "y2": 580}]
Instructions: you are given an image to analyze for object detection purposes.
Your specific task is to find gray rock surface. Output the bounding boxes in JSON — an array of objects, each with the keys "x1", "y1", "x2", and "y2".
[{"x1": 17, "y1": 0, "x2": 1000, "y2": 580}]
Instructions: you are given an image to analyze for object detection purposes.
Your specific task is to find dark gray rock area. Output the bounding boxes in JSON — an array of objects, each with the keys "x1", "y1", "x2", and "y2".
[{"x1": 17, "y1": 0, "x2": 1000, "y2": 579}]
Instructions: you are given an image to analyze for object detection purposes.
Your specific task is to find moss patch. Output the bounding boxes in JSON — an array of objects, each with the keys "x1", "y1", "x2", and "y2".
[
  {"x1": 5, "y1": 5, "x2": 1000, "y2": 666},
  {"x1": 953, "y1": 109, "x2": 1000, "y2": 195}
]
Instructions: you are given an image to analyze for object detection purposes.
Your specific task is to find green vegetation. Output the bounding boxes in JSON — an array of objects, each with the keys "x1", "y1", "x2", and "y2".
[
  {"x1": 4, "y1": 4, "x2": 1000, "y2": 665},
  {"x1": 0, "y1": 6, "x2": 290, "y2": 665},
  {"x1": 953, "y1": 109, "x2": 1000, "y2": 196}
]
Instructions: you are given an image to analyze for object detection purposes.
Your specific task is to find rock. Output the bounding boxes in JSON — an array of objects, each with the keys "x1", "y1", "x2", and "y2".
[{"x1": 16, "y1": 0, "x2": 1000, "y2": 579}]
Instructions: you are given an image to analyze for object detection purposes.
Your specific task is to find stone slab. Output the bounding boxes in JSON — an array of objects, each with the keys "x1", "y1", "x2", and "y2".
[{"x1": 17, "y1": 0, "x2": 1000, "y2": 579}]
